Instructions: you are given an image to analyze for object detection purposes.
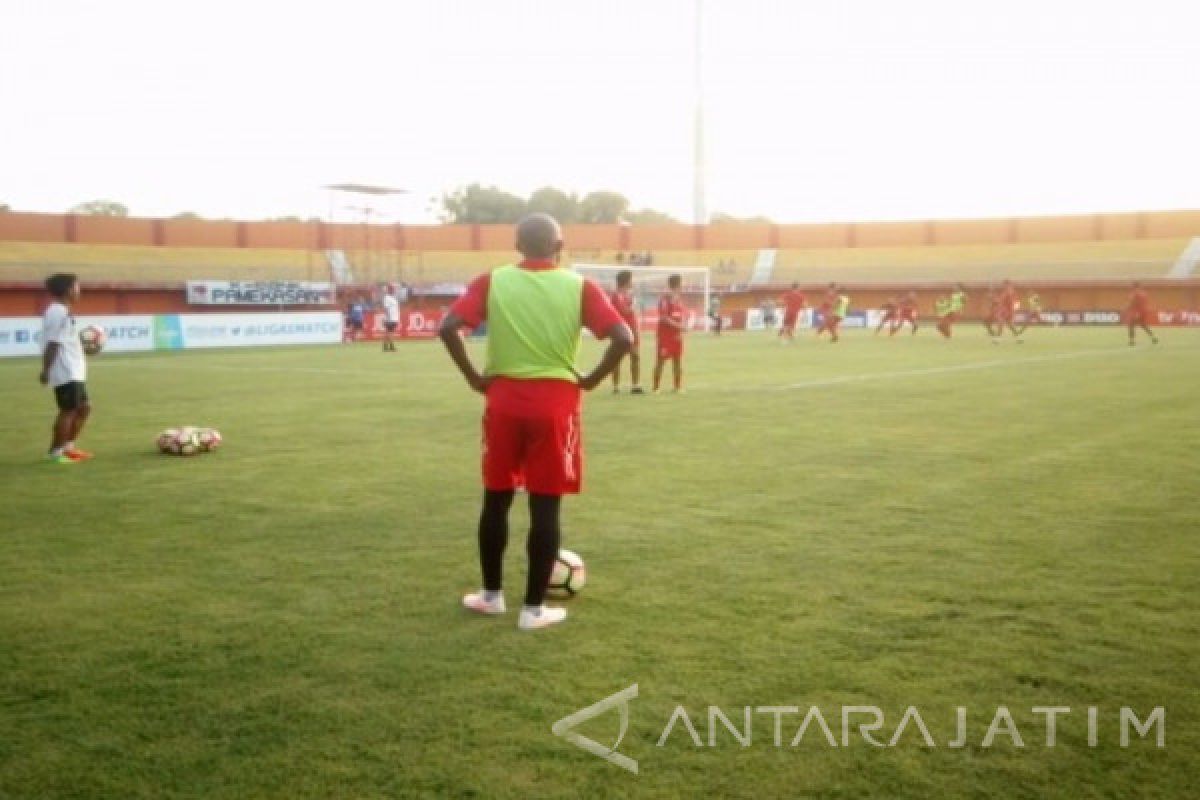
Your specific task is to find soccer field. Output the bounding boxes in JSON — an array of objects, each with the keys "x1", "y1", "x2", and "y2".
[{"x1": 1, "y1": 328, "x2": 1197, "y2": 799}]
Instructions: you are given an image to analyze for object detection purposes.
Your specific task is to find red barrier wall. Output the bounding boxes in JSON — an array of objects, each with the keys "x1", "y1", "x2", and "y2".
[{"x1": 2, "y1": 210, "x2": 1199, "y2": 254}]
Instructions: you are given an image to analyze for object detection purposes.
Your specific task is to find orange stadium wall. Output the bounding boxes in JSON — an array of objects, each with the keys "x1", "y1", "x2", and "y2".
[
  {"x1": 162, "y1": 218, "x2": 240, "y2": 247},
  {"x1": 777, "y1": 223, "x2": 853, "y2": 248},
  {"x1": 2, "y1": 210, "x2": 1200, "y2": 252}
]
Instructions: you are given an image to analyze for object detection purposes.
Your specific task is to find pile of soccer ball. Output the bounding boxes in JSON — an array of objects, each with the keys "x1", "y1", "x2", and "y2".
[
  {"x1": 79, "y1": 325, "x2": 107, "y2": 356},
  {"x1": 156, "y1": 427, "x2": 223, "y2": 456}
]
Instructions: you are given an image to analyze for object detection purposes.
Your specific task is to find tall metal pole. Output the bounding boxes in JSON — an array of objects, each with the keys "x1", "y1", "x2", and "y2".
[{"x1": 692, "y1": 0, "x2": 708, "y2": 226}]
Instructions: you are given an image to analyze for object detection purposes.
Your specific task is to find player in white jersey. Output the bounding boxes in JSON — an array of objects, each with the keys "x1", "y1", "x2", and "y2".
[
  {"x1": 39, "y1": 273, "x2": 93, "y2": 463},
  {"x1": 381, "y1": 284, "x2": 400, "y2": 352}
]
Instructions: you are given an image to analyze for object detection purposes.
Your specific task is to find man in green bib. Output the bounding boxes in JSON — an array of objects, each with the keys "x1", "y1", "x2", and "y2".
[
  {"x1": 937, "y1": 283, "x2": 967, "y2": 338},
  {"x1": 438, "y1": 214, "x2": 632, "y2": 630}
]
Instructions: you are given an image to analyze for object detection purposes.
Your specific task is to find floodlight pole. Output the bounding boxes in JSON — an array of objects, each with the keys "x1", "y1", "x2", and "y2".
[{"x1": 692, "y1": 0, "x2": 708, "y2": 226}]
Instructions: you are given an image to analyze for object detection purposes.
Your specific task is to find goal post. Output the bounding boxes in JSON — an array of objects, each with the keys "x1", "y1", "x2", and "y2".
[{"x1": 572, "y1": 264, "x2": 712, "y2": 332}]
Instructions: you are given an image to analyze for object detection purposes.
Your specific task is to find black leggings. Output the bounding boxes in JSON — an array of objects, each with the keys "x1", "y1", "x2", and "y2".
[{"x1": 477, "y1": 490, "x2": 562, "y2": 606}]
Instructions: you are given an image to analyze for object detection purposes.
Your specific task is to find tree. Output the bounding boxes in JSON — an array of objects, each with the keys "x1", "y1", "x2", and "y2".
[
  {"x1": 577, "y1": 191, "x2": 629, "y2": 224},
  {"x1": 711, "y1": 212, "x2": 773, "y2": 224},
  {"x1": 440, "y1": 184, "x2": 526, "y2": 224},
  {"x1": 624, "y1": 208, "x2": 678, "y2": 225},
  {"x1": 0, "y1": 203, "x2": 9, "y2": 212},
  {"x1": 172, "y1": 211, "x2": 203, "y2": 220},
  {"x1": 69, "y1": 199, "x2": 128, "y2": 217},
  {"x1": 525, "y1": 187, "x2": 579, "y2": 224}
]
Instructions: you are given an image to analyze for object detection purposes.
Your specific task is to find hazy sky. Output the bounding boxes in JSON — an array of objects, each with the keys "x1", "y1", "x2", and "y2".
[{"x1": 2, "y1": 0, "x2": 1197, "y2": 224}]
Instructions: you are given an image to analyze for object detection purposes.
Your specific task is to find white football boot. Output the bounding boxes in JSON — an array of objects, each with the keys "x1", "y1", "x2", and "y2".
[
  {"x1": 462, "y1": 591, "x2": 507, "y2": 615},
  {"x1": 518, "y1": 606, "x2": 567, "y2": 630}
]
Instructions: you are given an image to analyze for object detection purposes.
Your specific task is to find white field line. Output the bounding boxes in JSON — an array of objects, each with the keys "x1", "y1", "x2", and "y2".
[{"x1": 715, "y1": 346, "x2": 1148, "y2": 394}]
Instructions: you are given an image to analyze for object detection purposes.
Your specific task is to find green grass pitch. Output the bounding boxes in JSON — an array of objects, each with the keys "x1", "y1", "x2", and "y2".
[{"x1": 1, "y1": 328, "x2": 1197, "y2": 799}]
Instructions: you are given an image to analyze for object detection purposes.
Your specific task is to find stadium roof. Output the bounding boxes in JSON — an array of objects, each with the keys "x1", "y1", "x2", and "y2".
[{"x1": 323, "y1": 184, "x2": 409, "y2": 196}]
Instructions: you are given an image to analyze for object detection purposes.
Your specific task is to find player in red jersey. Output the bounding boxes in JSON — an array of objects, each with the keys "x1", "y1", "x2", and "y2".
[
  {"x1": 778, "y1": 282, "x2": 807, "y2": 343},
  {"x1": 890, "y1": 290, "x2": 919, "y2": 336},
  {"x1": 1125, "y1": 281, "x2": 1159, "y2": 346},
  {"x1": 815, "y1": 283, "x2": 848, "y2": 343},
  {"x1": 991, "y1": 280, "x2": 1023, "y2": 343},
  {"x1": 609, "y1": 270, "x2": 644, "y2": 393},
  {"x1": 653, "y1": 273, "x2": 687, "y2": 392},
  {"x1": 875, "y1": 296, "x2": 899, "y2": 335},
  {"x1": 438, "y1": 214, "x2": 632, "y2": 630}
]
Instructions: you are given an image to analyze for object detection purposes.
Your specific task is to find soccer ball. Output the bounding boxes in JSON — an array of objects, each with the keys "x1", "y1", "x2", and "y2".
[
  {"x1": 175, "y1": 428, "x2": 201, "y2": 456},
  {"x1": 79, "y1": 325, "x2": 107, "y2": 355},
  {"x1": 197, "y1": 428, "x2": 223, "y2": 452},
  {"x1": 548, "y1": 548, "x2": 586, "y2": 596},
  {"x1": 156, "y1": 428, "x2": 180, "y2": 453}
]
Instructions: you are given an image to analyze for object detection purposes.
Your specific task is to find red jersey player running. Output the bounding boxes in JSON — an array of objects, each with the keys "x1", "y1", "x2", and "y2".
[
  {"x1": 438, "y1": 214, "x2": 632, "y2": 630},
  {"x1": 609, "y1": 270, "x2": 644, "y2": 393},
  {"x1": 815, "y1": 284, "x2": 849, "y2": 343},
  {"x1": 778, "y1": 282, "x2": 807, "y2": 343},
  {"x1": 875, "y1": 296, "x2": 898, "y2": 335},
  {"x1": 890, "y1": 291, "x2": 919, "y2": 336},
  {"x1": 653, "y1": 274, "x2": 687, "y2": 392},
  {"x1": 991, "y1": 280, "x2": 1023, "y2": 343},
  {"x1": 1125, "y1": 281, "x2": 1159, "y2": 346}
]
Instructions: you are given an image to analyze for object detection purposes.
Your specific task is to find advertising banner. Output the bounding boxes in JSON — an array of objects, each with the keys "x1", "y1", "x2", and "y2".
[
  {"x1": 363, "y1": 309, "x2": 446, "y2": 339},
  {"x1": 1155, "y1": 310, "x2": 1200, "y2": 326},
  {"x1": 0, "y1": 315, "x2": 156, "y2": 357},
  {"x1": 177, "y1": 312, "x2": 343, "y2": 348},
  {"x1": 186, "y1": 280, "x2": 336, "y2": 306}
]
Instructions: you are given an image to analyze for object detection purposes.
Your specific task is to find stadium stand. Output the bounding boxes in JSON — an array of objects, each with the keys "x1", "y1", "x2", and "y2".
[
  {"x1": 0, "y1": 210, "x2": 1196, "y2": 288},
  {"x1": 0, "y1": 242, "x2": 325, "y2": 283},
  {"x1": 770, "y1": 239, "x2": 1187, "y2": 284}
]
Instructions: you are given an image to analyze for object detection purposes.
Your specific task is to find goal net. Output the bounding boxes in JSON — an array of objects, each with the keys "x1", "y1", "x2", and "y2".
[{"x1": 572, "y1": 264, "x2": 713, "y2": 333}]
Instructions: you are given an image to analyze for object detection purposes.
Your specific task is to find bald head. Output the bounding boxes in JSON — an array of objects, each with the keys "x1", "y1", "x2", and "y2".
[{"x1": 516, "y1": 213, "x2": 563, "y2": 260}]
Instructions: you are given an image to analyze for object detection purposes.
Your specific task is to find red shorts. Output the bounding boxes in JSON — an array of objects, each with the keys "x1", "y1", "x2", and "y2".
[
  {"x1": 881, "y1": 311, "x2": 896, "y2": 323},
  {"x1": 482, "y1": 408, "x2": 582, "y2": 495},
  {"x1": 899, "y1": 309, "x2": 917, "y2": 322},
  {"x1": 1127, "y1": 310, "x2": 1151, "y2": 326},
  {"x1": 657, "y1": 337, "x2": 683, "y2": 360},
  {"x1": 781, "y1": 312, "x2": 799, "y2": 331}
]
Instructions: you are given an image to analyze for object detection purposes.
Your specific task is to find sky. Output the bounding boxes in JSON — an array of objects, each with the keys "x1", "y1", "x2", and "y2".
[{"x1": 2, "y1": 0, "x2": 1197, "y2": 225}]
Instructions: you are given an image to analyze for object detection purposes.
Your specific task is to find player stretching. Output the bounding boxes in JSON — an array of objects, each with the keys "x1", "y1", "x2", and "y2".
[
  {"x1": 39, "y1": 274, "x2": 93, "y2": 463},
  {"x1": 778, "y1": 282, "x2": 807, "y2": 343},
  {"x1": 816, "y1": 284, "x2": 848, "y2": 343},
  {"x1": 936, "y1": 284, "x2": 967, "y2": 338},
  {"x1": 890, "y1": 291, "x2": 919, "y2": 336},
  {"x1": 1126, "y1": 281, "x2": 1159, "y2": 346},
  {"x1": 610, "y1": 270, "x2": 644, "y2": 393},
  {"x1": 991, "y1": 280, "x2": 1023, "y2": 343},
  {"x1": 653, "y1": 274, "x2": 687, "y2": 392},
  {"x1": 875, "y1": 296, "x2": 898, "y2": 335},
  {"x1": 438, "y1": 214, "x2": 632, "y2": 630},
  {"x1": 381, "y1": 284, "x2": 400, "y2": 352}
]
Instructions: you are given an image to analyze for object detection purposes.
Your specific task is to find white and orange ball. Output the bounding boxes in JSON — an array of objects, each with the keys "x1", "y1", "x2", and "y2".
[{"x1": 79, "y1": 325, "x2": 107, "y2": 355}]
